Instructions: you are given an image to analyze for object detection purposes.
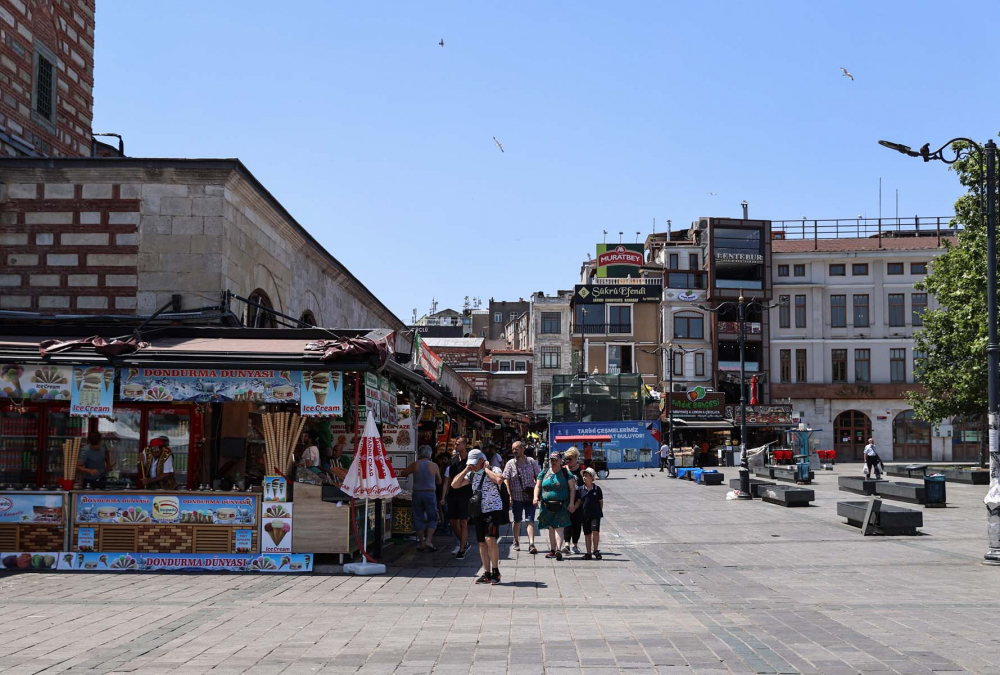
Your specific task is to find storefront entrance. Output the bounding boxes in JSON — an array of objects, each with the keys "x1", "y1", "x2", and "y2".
[
  {"x1": 892, "y1": 410, "x2": 932, "y2": 460},
  {"x1": 834, "y1": 410, "x2": 871, "y2": 462},
  {"x1": 952, "y1": 416, "x2": 985, "y2": 462}
]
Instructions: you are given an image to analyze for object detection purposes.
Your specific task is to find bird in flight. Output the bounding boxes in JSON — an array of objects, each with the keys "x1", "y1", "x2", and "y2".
[
  {"x1": 493, "y1": 137, "x2": 504, "y2": 153},
  {"x1": 710, "y1": 192, "x2": 717, "y2": 196},
  {"x1": 439, "y1": 39, "x2": 444, "y2": 47},
  {"x1": 840, "y1": 67, "x2": 854, "y2": 81}
]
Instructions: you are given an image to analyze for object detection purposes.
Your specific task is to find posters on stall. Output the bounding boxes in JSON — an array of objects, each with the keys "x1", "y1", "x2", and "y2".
[
  {"x1": 119, "y1": 368, "x2": 299, "y2": 404},
  {"x1": 364, "y1": 372, "x2": 381, "y2": 423},
  {"x1": 263, "y1": 476, "x2": 287, "y2": 503},
  {"x1": 69, "y1": 365, "x2": 115, "y2": 417},
  {"x1": 1, "y1": 553, "x2": 61, "y2": 571},
  {"x1": 75, "y1": 493, "x2": 258, "y2": 525},
  {"x1": 0, "y1": 493, "x2": 64, "y2": 524},
  {"x1": 298, "y1": 371, "x2": 344, "y2": 416},
  {"x1": 234, "y1": 529, "x2": 253, "y2": 554},
  {"x1": 260, "y1": 502, "x2": 293, "y2": 554},
  {"x1": 380, "y1": 405, "x2": 415, "y2": 454},
  {"x1": 0, "y1": 364, "x2": 72, "y2": 401},
  {"x1": 77, "y1": 528, "x2": 95, "y2": 552},
  {"x1": 63, "y1": 552, "x2": 313, "y2": 572}
]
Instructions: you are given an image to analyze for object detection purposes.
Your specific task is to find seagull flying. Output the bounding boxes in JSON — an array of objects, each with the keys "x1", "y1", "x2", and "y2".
[
  {"x1": 439, "y1": 39, "x2": 444, "y2": 47},
  {"x1": 493, "y1": 136, "x2": 504, "y2": 153},
  {"x1": 840, "y1": 67, "x2": 854, "y2": 81},
  {"x1": 710, "y1": 192, "x2": 717, "y2": 196}
]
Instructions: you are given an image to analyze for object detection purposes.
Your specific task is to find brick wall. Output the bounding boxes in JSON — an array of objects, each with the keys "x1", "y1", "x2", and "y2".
[
  {"x1": 0, "y1": 181, "x2": 139, "y2": 312},
  {"x1": 433, "y1": 345, "x2": 485, "y2": 370},
  {"x1": 0, "y1": 0, "x2": 95, "y2": 157}
]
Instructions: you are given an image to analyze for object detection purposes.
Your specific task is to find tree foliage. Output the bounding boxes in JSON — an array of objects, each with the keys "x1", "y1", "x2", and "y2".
[{"x1": 907, "y1": 138, "x2": 996, "y2": 425}]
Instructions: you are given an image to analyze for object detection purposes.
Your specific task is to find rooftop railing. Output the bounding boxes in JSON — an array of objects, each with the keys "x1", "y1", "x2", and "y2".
[{"x1": 771, "y1": 215, "x2": 958, "y2": 248}]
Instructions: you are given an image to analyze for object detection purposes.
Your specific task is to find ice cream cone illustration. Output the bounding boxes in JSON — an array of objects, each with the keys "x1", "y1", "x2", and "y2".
[
  {"x1": 127, "y1": 368, "x2": 139, "y2": 381},
  {"x1": 330, "y1": 372, "x2": 340, "y2": 392},
  {"x1": 310, "y1": 372, "x2": 330, "y2": 404},
  {"x1": 270, "y1": 520, "x2": 288, "y2": 546},
  {"x1": 74, "y1": 368, "x2": 83, "y2": 392},
  {"x1": 278, "y1": 555, "x2": 291, "y2": 570},
  {"x1": 103, "y1": 368, "x2": 114, "y2": 392},
  {"x1": 280, "y1": 370, "x2": 291, "y2": 384}
]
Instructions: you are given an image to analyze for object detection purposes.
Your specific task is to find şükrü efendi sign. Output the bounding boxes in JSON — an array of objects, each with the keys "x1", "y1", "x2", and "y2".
[{"x1": 575, "y1": 284, "x2": 662, "y2": 303}]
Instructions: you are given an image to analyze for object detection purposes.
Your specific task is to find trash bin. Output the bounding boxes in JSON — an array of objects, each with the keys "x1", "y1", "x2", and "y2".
[{"x1": 924, "y1": 474, "x2": 947, "y2": 505}]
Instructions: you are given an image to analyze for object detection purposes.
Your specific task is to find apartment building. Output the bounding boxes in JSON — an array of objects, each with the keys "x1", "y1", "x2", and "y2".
[
  {"x1": 768, "y1": 219, "x2": 976, "y2": 462},
  {"x1": 487, "y1": 298, "x2": 530, "y2": 347},
  {"x1": 529, "y1": 290, "x2": 574, "y2": 416}
]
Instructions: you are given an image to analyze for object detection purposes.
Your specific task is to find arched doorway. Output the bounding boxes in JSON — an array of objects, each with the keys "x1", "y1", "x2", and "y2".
[
  {"x1": 834, "y1": 410, "x2": 871, "y2": 461},
  {"x1": 246, "y1": 289, "x2": 277, "y2": 328},
  {"x1": 893, "y1": 410, "x2": 932, "y2": 460}
]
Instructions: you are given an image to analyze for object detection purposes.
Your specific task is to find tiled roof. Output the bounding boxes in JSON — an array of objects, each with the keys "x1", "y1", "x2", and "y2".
[{"x1": 772, "y1": 236, "x2": 955, "y2": 253}]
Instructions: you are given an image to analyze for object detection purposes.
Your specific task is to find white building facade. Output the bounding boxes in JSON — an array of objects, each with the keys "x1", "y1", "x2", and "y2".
[{"x1": 529, "y1": 290, "x2": 574, "y2": 416}]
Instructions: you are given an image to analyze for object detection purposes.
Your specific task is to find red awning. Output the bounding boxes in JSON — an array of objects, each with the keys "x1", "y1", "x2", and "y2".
[
  {"x1": 554, "y1": 435, "x2": 611, "y2": 443},
  {"x1": 458, "y1": 404, "x2": 499, "y2": 427}
]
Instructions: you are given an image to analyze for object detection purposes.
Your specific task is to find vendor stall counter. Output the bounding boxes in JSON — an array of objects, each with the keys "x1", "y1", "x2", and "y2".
[{"x1": 0, "y1": 489, "x2": 68, "y2": 559}]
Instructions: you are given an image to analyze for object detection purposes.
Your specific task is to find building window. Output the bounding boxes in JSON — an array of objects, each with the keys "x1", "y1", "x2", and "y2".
[
  {"x1": 911, "y1": 262, "x2": 928, "y2": 274},
  {"x1": 510, "y1": 312, "x2": 518, "y2": 322},
  {"x1": 608, "y1": 305, "x2": 632, "y2": 333},
  {"x1": 795, "y1": 295, "x2": 807, "y2": 328},
  {"x1": 673, "y1": 351, "x2": 684, "y2": 376},
  {"x1": 830, "y1": 295, "x2": 846, "y2": 327},
  {"x1": 887, "y1": 262, "x2": 904, "y2": 275},
  {"x1": 832, "y1": 349, "x2": 847, "y2": 383},
  {"x1": 694, "y1": 352, "x2": 705, "y2": 376},
  {"x1": 779, "y1": 295, "x2": 790, "y2": 328},
  {"x1": 829, "y1": 264, "x2": 845, "y2": 276},
  {"x1": 494, "y1": 312, "x2": 502, "y2": 323},
  {"x1": 853, "y1": 294, "x2": 869, "y2": 327},
  {"x1": 514, "y1": 360, "x2": 527, "y2": 372},
  {"x1": 669, "y1": 253, "x2": 679, "y2": 269},
  {"x1": 689, "y1": 253, "x2": 699, "y2": 270},
  {"x1": 794, "y1": 264, "x2": 806, "y2": 277},
  {"x1": 888, "y1": 293, "x2": 906, "y2": 327},
  {"x1": 498, "y1": 360, "x2": 511, "y2": 372},
  {"x1": 608, "y1": 345, "x2": 633, "y2": 374},
  {"x1": 795, "y1": 349, "x2": 807, "y2": 382},
  {"x1": 912, "y1": 293, "x2": 927, "y2": 326},
  {"x1": 246, "y1": 289, "x2": 277, "y2": 328},
  {"x1": 914, "y1": 350, "x2": 927, "y2": 380},
  {"x1": 777, "y1": 265, "x2": 789, "y2": 277},
  {"x1": 855, "y1": 348, "x2": 871, "y2": 382},
  {"x1": 779, "y1": 350, "x2": 791, "y2": 383},
  {"x1": 540, "y1": 381, "x2": 552, "y2": 404},
  {"x1": 299, "y1": 310, "x2": 317, "y2": 326},
  {"x1": 540, "y1": 346, "x2": 561, "y2": 369},
  {"x1": 541, "y1": 312, "x2": 561, "y2": 334},
  {"x1": 890, "y1": 348, "x2": 906, "y2": 382},
  {"x1": 32, "y1": 45, "x2": 58, "y2": 124},
  {"x1": 674, "y1": 313, "x2": 704, "y2": 339},
  {"x1": 853, "y1": 263, "x2": 869, "y2": 276}
]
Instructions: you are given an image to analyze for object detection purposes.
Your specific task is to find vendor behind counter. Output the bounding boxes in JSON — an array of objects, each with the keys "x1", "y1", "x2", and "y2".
[
  {"x1": 78, "y1": 431, "x2": 113, "y2": 490},
  {"x1": 139, "y1": 437, "x2": 176, "y2": 490}
]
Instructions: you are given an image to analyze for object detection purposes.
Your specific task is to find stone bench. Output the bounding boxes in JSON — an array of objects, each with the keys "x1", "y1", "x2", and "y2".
[
  {"x1": 697, "y1": 470, "x2": 724, "y2": 485},
  {"x1": 771, "y1": 465, "x2": 814, "y2": 484},
  {"x1": 758, "y1": 484, "x2": 815, "y2": 507},
  {"x1": 838, "y1": 475, "x2": 883, "y2": 496},
  {"x1": 838, "y1": 500, "x2": 922, "y2": 535},
  {"x1": 754, "y1": 467, "x2": 774, "y2": 480},
  {"x1": 729, "y1": 477, "x2": 776, "y2": 498},
  {"x1": 935, "y1": 467, "x2": 988, "y2": 485},
  {"x1": 886, "y1": 464, "x2": 927, "y2": 479},
  {"x1": 876, "y1": 481, "x2": 927, "y2": 505}
]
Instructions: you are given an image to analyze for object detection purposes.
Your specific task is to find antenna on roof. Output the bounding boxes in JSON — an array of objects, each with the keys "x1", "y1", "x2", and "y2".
[
  {"x1": 618, "y1": 231, "x2": 623, "y2": 243},
  {"x1": 603, "y1": 230, "x2": 608, "y2": 243},
  {"x1": 635, "y1": 231, "x2": 641, "y2": 243}
]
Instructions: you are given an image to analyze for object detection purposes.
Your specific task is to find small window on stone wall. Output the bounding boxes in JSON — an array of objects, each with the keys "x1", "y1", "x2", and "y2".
[
  {"x1": 300, "y1": 310, "x2": 317, "y2": 327},
  {"x1": 247, "y1": 289, "x2": 277, "y2": 328}
]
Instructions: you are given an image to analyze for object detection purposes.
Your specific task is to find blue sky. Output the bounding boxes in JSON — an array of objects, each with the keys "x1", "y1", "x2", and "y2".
[{"x1": 93, "y1": 2, "x2": 999, "y2": 323}]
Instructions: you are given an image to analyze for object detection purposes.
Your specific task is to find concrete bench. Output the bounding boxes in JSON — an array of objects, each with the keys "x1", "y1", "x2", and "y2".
[
  {"x1": 877, "y1": 481, "x2": 928, "y2": 505},
  {"x1": 838, "y1": 475, "x2": 883, "y2": 496},
  {"x1": 838, "y1": 500, "x2": 922, "y2": 535},
  {"x1": 697, "y1": 470, "x2": 724, "y2": 485},
  {"x1": 758, "y1": 484, "x2": 815, "y2": 507},
  {"x1": 754, "y1": 467, "x2": 775, "y2": 480},
  {"x1": 771, "y1": 465, "x2": 814, "y2": 484},
  {"x1": 729, "y1": 477, "x2": 776, "y2": 498},
  {"x1": 886, "y1": 464, "x2": 927, "y2": 479},
  {"x1": 676, "y1": 467, "x2": 696, "y2": 481},
  {"x1": 935, "y1": 467, "x2": 988, "y2": 485}
]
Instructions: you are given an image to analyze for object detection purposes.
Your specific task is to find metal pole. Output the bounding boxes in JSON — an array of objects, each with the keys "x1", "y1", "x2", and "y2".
[
  {"x1": 737, "y1": 292, "x2": 751, "y2": 499},
  {"x1": 984, "y1": 140, "x2": 1000, "y2": 562},
  {"x1": 667, "y1": 348, "x2": 676, "y2": 477}
]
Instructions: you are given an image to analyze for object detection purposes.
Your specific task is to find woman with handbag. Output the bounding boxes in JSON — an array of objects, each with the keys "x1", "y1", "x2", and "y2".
[
  {"x1": 451, "y1": 448, "x2": 506, "y2": 585},
  {"x1": 534, "y1": 451, "x2": 577, "y2": 560}
]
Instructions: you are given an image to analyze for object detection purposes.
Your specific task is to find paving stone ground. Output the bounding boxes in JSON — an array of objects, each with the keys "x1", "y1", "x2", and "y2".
[{"x1": 2, "y1": 465, "x2": 1000, "y2": 674}]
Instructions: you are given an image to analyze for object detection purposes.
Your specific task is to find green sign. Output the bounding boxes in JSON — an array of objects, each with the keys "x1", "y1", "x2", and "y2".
[{"x1": 595, "y1": 244, "x2": 645, "y2": 278}]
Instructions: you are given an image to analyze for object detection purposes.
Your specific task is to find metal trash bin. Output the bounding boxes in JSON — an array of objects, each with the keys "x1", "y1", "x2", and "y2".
[{"x1": 924, "y1": 474, "x2": 947, "y2": 505}]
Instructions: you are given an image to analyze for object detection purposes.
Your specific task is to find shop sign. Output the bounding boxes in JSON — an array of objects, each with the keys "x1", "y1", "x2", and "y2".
[
  {"x1": 63, "y1": 552, "x2": 313, "y2": 572},
  {"x1": 670, "y1": 391, "x2": 726, "y2": 419},
  {"x1": 0, "y1": 493, "x2": 64, "y2": 525},
  {"x1": 725, "y1": 404, "x2": 794, "y2": 425},
  {"x1": 298, "y1": 371, "x2": 344, "y2": 417},
  {"x1": 78, "y1": 527, "x2": 95, "y2": 552},
  {"x1": 75, "y1": 493, "x2": 258, "y2": 525},
  {"x1": 596, "y1": 243, "x2": 645, "y2": 278},
  {"x1": 364, "y1": 372, "x2": 381, "y2": 423},
  {"x1": 69, "y1": 365, "x2": 115, "y2": 417},
  {"x1": 1, "y1": 552, "x2": 62, "y2": 571},
  {"x1": 261, "y1": 502, "x2": 292, "y2": 553},
  {"x1": 714, "y1": 252, "x2": 764, "y2": 264},
  {"x1": 381, "y1": 405, "x2": 415, "y2": 453},
  {"x1": 678, "y1": 291, "x2": 698, "y2": 301},
  {"x1": 549, "y1": 420, "x2": 660, "y2": 454},
  {"x1": 264, "y1": 476, "x2": 288, "y2": 502},
  {"x1": 574, "y1": 283, "x2": 661, "y2": 303},
  {"x1": 0, "y1": 364, "x2": 72, "y2": 401},
  {"x1": 119, "y1": 368, "x2": 299, "y2": 403},
  {"x1": 717, "y1": 321, "x2": 762, "y2": 334},
  {"x1": 416, "y1": 334, "x2": 444, "y2": 382}
]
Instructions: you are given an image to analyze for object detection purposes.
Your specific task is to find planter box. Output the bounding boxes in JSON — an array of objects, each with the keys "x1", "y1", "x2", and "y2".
[
  {"x1": 729, "y1": 478, "x2": 776, "y2": 498},
  {"x1": 758, "y1": 485, "x2": 815, "y2": 507},
  {"x1": 838, "y1": 475, "x2": 883, "y2": 496},
  {"x1": 838, "y1": 500, "x2": 922, "y2": 535}
]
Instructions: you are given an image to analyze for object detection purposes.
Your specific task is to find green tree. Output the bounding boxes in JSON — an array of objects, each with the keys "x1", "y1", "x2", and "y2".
[{"x1": 907, "y1": 138, "x2": 996, "y2": 465}]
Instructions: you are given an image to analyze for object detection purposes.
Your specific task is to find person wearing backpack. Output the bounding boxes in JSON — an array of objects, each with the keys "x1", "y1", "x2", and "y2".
[
  {"x1": 450, "y1": 448, "x2": 506, "y2": 585},
  {"x1": 533, "y1": 451, "x2": 577, "y2": 560}
]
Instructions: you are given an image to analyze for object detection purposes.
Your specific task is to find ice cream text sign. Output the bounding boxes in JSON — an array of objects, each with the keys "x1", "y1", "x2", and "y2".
[
  {"x1": 70, "y1": 365, "x2": 115, "y2": 417},
  {"x1": 298, "y1": 371, "x2": 343, "y2": 416}
]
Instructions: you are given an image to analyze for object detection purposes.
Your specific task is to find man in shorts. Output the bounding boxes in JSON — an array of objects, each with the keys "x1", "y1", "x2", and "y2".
[
  {"x1": 503, "y1": 441, "x2": 541, "y2": 553},
  {"x1": 440, "y1": 437, "x2": 471, "y2": 558}
]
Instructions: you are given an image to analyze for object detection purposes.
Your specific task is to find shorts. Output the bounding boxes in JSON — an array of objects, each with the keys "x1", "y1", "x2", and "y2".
[
  {"x1": 511, "y1": 499, "x2": 536, "y2": 523},
  {"x1": 411, "y1": 491, "x2": 439, "y2": 533},
  {"x1": 582, "y1": 518, "x2": 601, "y2": 535},
  {"x1": 447, "y1": 492, "x2": 470, "y2": 521},
  {"x1": 473, "y1": 511, "x2": 503, "y2": 542}
]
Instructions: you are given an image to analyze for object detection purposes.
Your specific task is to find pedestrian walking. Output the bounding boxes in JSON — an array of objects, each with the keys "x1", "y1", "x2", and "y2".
[
  {"x1": 441, "y1": 437, "x2": 472, "y2": 558},
  {"x1": 863, "y1": 438, "x2": 884, "y2": 480},
  {"x1": 502, "y1": 441, "x2": 541, "y2": 553},
  {"x1": 397, "y1": 445, "x2": 441, "y2": 551},
  {"x1": 578, "y1": 467, "x2": 604, "y2": 560},
  {"x1": 451, "y1": 448, "x2": 505, "y2": 585},
  {"x1": 563, "y1": 447, "x2": 584, "y2": 554},
  {"x1": 658, "y1": 442, "x2": 669, "y2": 472},
  {"x1": 534, "y1": 451, "x2": 576, "y2": 560}
]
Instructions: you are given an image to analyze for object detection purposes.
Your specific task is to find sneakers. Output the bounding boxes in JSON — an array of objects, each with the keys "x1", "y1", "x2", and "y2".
[
  {"x1": 529, "y1": 545, "x2": 538, "y2": 554},
  {"x1": 513, "y1": 542, "x2": 520, "y2": 552},
  {"x1": 562, "y1": 544, "x2": 571, "y2": 554},
  {"x1": 476, "y1": 572, "x2": 491, "y2": 584},
  {"x1": 451, "y1": 544, "x2": 461, "y2": 555},
  {"x1": 545, "y1": 551, "x2": 556, "y2": 559},
  {"x1": 594, "y1": 550, "x2": 602, "y2": 560},
  {"x1": 455, "y1": 548, "x2": 466, "y2": 560},
  {"x1": 491, "y1": 570, "x2": 501, "y2": 585},
  {"x1": 572, "y1": 545, "x2": 581, "y2": 555}
]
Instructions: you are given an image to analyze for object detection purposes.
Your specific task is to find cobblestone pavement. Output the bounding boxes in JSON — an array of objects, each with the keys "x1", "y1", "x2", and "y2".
[{"x1": 2, "y1": 466, "x2": 999, "y2": 674}]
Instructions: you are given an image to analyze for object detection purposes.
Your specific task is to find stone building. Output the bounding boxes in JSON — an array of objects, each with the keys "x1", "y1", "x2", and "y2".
[
  {"x1": 529, "y1": 290, "x2": 573, "y2": 416},
  {"x1": 0, "y1": 0, "x2": 95, "y2": 158}
]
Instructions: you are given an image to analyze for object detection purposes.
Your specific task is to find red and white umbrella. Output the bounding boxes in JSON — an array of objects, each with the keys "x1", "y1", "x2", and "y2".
[{"x1": 341, "y1": 414, "x2": 401, "y2": 500}]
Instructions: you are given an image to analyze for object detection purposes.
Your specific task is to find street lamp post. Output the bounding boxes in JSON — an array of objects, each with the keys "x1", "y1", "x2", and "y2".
[{"x1": 879, "y1": 137, "x2": 998, "y2": 562}]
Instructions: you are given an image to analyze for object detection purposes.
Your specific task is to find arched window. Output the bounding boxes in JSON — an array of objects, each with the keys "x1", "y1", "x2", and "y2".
[
  {"x1": 892, "y1": 410, "x2": 932, "y2": 461},
  {"x1": 300, "y1": 310, "x2": 317, "y2": 327},
  {"x1": 246, "y1": 289, "x2": 277, "y2": 328}
]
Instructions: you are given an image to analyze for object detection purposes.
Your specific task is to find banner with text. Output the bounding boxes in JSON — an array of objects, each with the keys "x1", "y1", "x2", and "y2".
[
  {"x1": 120, "y1": 368, "x2": 299, "y2": 403},
  {"x1": 70, "y1": 365, "x2": 115, "y2": 417},
  {"x1": 575, "y1": 283, "x2": 661, "y2": 304},
  {"x1": 298, "y1": 371, "x2": 344, "y2": 416}
]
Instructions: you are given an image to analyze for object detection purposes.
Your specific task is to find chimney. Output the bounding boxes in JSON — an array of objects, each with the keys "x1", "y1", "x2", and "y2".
[{"x1": 741, "y1": 200, "x2": 749, "y2": 219}]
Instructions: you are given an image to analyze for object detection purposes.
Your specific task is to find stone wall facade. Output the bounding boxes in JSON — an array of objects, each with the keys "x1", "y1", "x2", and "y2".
[
  {"x1": 529, "y1": 290, "x2": 573, "y2": 415},
  {"x1": 0, "y1": 0, "x2": 95, "y2": 157}
]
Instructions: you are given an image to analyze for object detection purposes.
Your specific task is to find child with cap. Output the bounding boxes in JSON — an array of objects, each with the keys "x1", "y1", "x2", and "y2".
[{"x1": 577, "y1": 467, "x2": 604, "y2": 560}]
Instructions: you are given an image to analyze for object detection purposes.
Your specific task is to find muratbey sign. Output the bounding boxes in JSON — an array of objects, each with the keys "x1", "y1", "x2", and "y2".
[
  {"x1": 575, "y1": 284, "x2": 661, "y2": 303},
  {"x1": 596, "y1": 244, "x2": 645, "y2": 278}
]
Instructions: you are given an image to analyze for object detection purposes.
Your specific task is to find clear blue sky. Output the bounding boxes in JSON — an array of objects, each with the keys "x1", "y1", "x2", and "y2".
[{"x1": 93, "y1": 1, "x2": 999, "y2": 324}]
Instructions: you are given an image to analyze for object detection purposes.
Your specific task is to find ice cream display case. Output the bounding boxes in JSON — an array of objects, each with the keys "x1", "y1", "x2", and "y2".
[{"x1": 0, "y1": 489, "x2": 69, "y2": 571}]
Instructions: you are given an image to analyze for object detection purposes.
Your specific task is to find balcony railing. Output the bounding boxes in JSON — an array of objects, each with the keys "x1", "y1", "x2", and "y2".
[
  {"x1": 592, "y1": 277, "x2": 661, "y2": 285},
  {"x1": 571, "y1": 323, "x2": 632, "y2": 335},
  {"x1": 770, "y1": 215, "x2": 957, "y2": 247}
]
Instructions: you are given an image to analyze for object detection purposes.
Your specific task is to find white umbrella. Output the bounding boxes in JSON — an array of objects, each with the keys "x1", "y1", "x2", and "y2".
[{"x1": 342, "y1": 414, "x2": 400, "y2": 575}]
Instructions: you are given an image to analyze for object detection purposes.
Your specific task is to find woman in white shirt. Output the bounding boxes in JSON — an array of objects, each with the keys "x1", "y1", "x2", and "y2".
[{"x1": 299, "y1": 429, "x2": 321, "y2": 469}]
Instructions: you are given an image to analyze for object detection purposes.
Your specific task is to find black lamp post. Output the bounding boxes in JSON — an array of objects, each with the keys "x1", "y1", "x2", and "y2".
[
  {"x1": 880, "y1": 138, "x2": 998, "y2": 562},
  {"x1": 701, "y1": 292, "x2": 784, "y2": 499}
]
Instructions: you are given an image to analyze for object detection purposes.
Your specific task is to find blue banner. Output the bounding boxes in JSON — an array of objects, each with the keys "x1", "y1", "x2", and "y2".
[
  {"x1": 70, "y1": 365, "x2": 115, "y2": 417},
  {"x1": 75, "y1": 493, "x2": 258, "y2": 525},
  {"x1": 119, "y1": 368, "x2": 299, "y2": 403},
  {"x1": 0, "y1": 493, "x2": 64, "y2": 524},
  {"x1": 549, "y1": 420, "x2": 661, "y2": 467},
  {"x1": 64, "y1": 552, "x2": 313, "y2": 572}
]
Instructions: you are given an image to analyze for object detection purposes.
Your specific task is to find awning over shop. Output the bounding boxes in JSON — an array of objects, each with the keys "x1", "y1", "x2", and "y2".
[
  {"x1": 455, "y1": 403, "x2": 500, "y2": 427},
  {"x1": 671, "y1": 419, "x2": 735, "y2": 430}
]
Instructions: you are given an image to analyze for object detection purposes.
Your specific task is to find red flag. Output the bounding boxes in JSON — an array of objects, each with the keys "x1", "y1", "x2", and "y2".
[{"x1": 750, "y1": 375, "x2": 759, "y2": 405}]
